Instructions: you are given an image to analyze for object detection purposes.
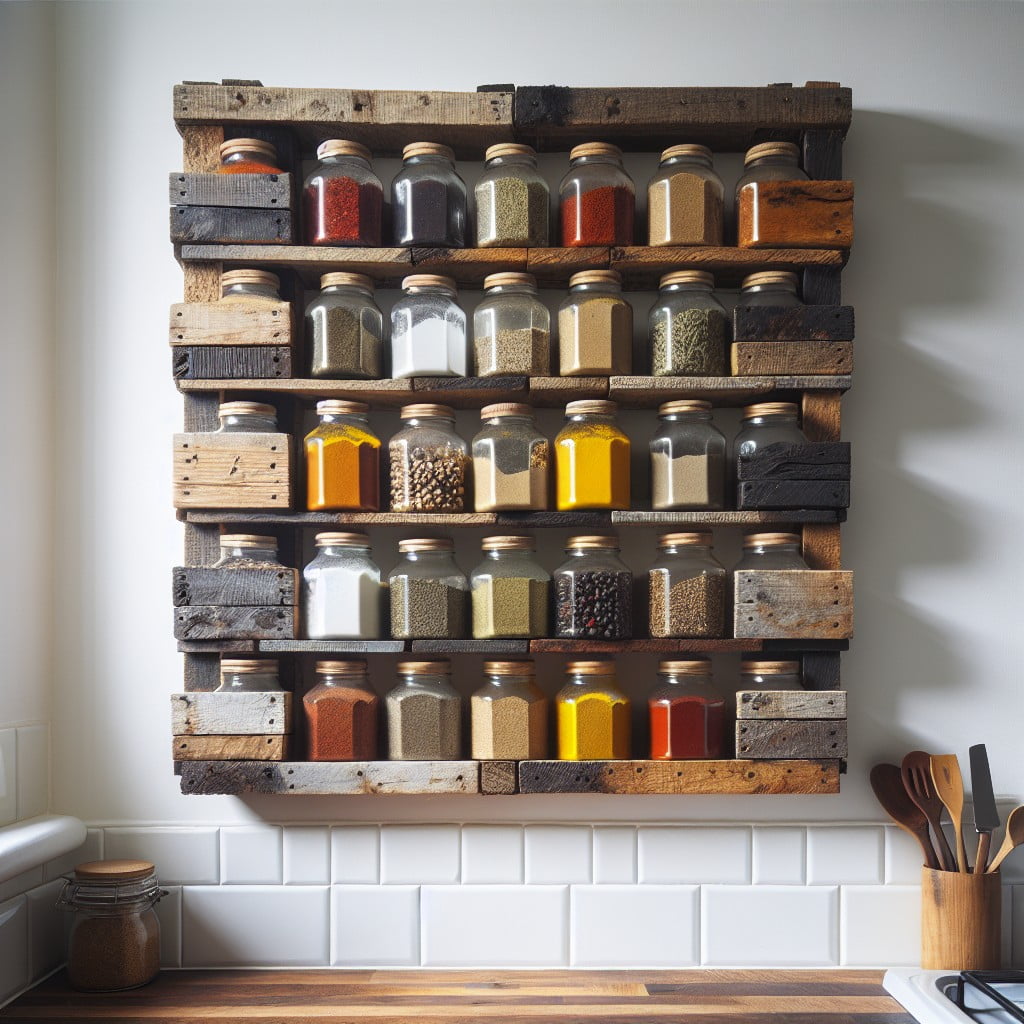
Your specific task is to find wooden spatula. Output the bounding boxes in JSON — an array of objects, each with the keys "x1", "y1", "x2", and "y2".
[
  {"x1": 988, "y1": 805, "x2": 1024, "y2": 873},
  {"x1": 930, "y1": 754, "x2": 969, "y2": 872},
  {"x1": 901, "y1": 750, "x2": 957, "y2": 872},
  {"x1": 870, "y1": 763, "x2": 939, "y2": 869}
]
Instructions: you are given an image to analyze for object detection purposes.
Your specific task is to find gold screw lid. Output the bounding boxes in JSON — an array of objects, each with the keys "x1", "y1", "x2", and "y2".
[
  {"x1": 741, "y1": 659, "x2": 800, "y2": 675},
  {"x1": 221, "y1": 658, "x2": 280, "y2": 674},
  {"x1": 659, "y1": 531, "x2": 713, "y2": 547},
  {"x1": 658, "y1": 400, "x2": 712, "y2": 415},
  {"x1": 316, "y1": 399, "x2": 369, "y2": 416},
  {"x1": 218, "y1": 401, "x2": 276, "y2": 419},
  {"x1": 401, "y1": 273, "x2": 457, "y2": 293},
  {"x1": 481, "y1": 535, "x2": 535, "y2": 551},
  {"x1": 660, "y1": 143, "x2": 713, "y2": 162},
  {"x1": 566, "y1": 535, "x2": 619, "y2": 550},
  {"x1": 74, "y1": 860, "x2": 155, "y2": 882},
  {"x1": 398, "y1": 537, "x2": 454, "y2": 553},
  {"x1": 485, "y1": 143, "x2": 537, "y2": 161},
  {"x1": 659, "y1": 270, "x2": 715, "y2": 289},
  {"x1": 317, "y1": 139, "x2": 372, "y2": 162},
  {"x1": 315, "y1": 531, "x2": 370, "y2": 548},
  {"x1": 320, "y1": 271, "x2": 373, "y2": 291},
  {"x1": 397, "y1": 659, "x2": 451, "y2": 674},
  {"x1": 742, "y1": 401, "x2": 798, "y2": 419},
  {"x1": 569, "y1": 142, "x2": 623, "y2": 161},
  {"x1": 221, "y1": 269, "x2": 280, "y2": 292},
  {"x1": 480, "y1": 402, "x2": 533, "y2": 419},
  {"x1": 568, "y1": 269, "x2": 622, "y2": 289},
  {"x1": 315, "y1": 659, "x2": 368, "y2": 674},
  {"x1": 403, "y1": 142, "x2": 455, "y2": 162},
  {"x1": 566, "y1": 660, "x2": 617, "y2": 675},
  {"x1": 219, "y1": 138, "x2": 279, "y2": 162},
  {"x1": 744, "y1": 141, "x2": 800, "y2": 165},
  {"x1": 659, "y1": 659, "x2": 711, "y2": 674},
  {"x1": 565, "y1": 399, "x2": 617, "y2": 417},
  {"x1": 485, "y1": 660, "x2": 536, "y2": 675},
  {"x1": 741, "y1": 271, "x2": 799, "y2": 291},
  {"x1": 399, "y1": 403, "x2": 456, "y2": 420},
  {"x1": 743, "y1": 531, "x2": 801, "y2": 548},
  {"x1": 482, "y1": 272, "x2": 537, "y2": 290},
  {"x1": 219, "y1": 534, "x2": 277, "y2": 549}
]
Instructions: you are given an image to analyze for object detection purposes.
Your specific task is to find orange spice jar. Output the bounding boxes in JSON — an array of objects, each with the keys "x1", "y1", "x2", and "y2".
[
  {"x1": 304, "y1": 400, "x2": 381, "y2": 511},
  {"x1": 217, "y1": 138, "x2": 282, "y2": 174},
  {"x1": 304, "y1": 660, "x2": 379, "y2": 761}
]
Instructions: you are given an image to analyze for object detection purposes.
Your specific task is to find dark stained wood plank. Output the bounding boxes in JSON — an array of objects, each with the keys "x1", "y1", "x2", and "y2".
[
  {"x1": 730, "y1": 341, "x2": 852, "y2": 376},
  {"x1": 611, "y1": 510, "x2": 845, "y2": 525},
  {"x1": 732, "y1": 305, "x2": 854, "y2": 342},
  {"x1": 802, "y1": 128, "x2": 845, "y2": 180},
  {"x1": 173, "y1": 345, "x2": 292, "y2": 379},
  {"x1": 738, "y1": 480, "x2": 850, "y2": 512},
  {"x1": 801, "y1": 651, "x2": 842, "y2": 691},
  {"x1": 737, "y1": 442, "x2": 851, "y2": 481},
  {"x1": 411, "y1": 640, "x2": 531, "y2": 654},
  {"x1": 171, "y1": 206, "x2": 294, "y2": 244},
  {"x1": 412, "y1": 376, "x2": 529, "y2": 404},
  {"x1": 412, "y1": 247, "x2": 529, "y2": 280},
  {"x1": 479, "y1": 760, "x2": 518, "y2": 795},
  {"x1": 527, "y1": 247, "x2": 609, "y2": 281},
  {"x1": 173, "y1": 567, "x2": 298, "y2": 607},
  {"x1": 802, "y1": 267, "x2": 842, "y2": 305},
  {"x1": 736, "y1": 720, "x2": 849, "y2": 759},
  {"x1": 737, "y1": 181, "x2": 853, "y2": 249},
  {"x1": 174, "y1": 604, "x2": 297, "y2": 641},
  {"x1": 170, "y1": 172, "x2": 292, "y2": 209}
]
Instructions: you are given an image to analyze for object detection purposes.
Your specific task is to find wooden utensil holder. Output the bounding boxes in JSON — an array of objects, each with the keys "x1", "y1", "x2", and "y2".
[{"x1": 921, "y1": 867, "x2": 1001, "y2": 969}]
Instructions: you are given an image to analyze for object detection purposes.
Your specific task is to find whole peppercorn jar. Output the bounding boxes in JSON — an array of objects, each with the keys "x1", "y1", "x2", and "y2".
[
  {"x1": 471, "y1": 660, "x2": 548, "y2": 760},
  {"x1": 304, "y1": 400, "x2": 381, "y2": 511},
  {"x1": 734, "y1": 531, "x2": 809, "y2": 570},
  {"x1": 473, "y1": 273, "x2": 551, "y2": 376},
  {"x1": 735, "y1": 142, "x2": 809, "y2": 246},
  {"x1": 555, "y1": 400, "x2": 630, "y2": 511},
  {"x1": 306, "y1": 273, "x2": 384, "y2": 379},
  {"x1": 471, "y1": 403, "x2": 549, "y2": 512},
  {"x1": 388, "y1": 404, "x2": 468, "y2": 512},
  {"x1": 217, "y1": 138, "x2": 282, "y2": 174},
  {"x1": 649, "y1": 659, "x2": 724, "y2": 760},
  {"x1": 392, "y1": 142, "x2": 467, "y2": 247},
  {"x1": 470, "y1": 536, "x2": 550, "y2": 639},
  {"x1": 385, "y1": 659, "x2": 462, "y2": 759},
  {"x1": 734, "y1": 402, "x2": 808, "y2": 468},
  {"x1": 648, "y1": 532, "x2": 728, "y2": 639},
  {"x1": 303, "y1": 139, "x2": 383, "y2": 246},
  {"x1": 741, "y1": 658, "x2": 802, "y2": 690},
  {"x1": 218, "y1": 269, "x2": 281, "y2": 304},
  {"x1": 215, "y1": 401, "x2": 278, "y2": 433},
  {"x1": 216, "y1": 658, "x2": 282, "y2": 692},
  {"x1": 738, "y1": 270, "x2": 803, "y2": 308},
  {"x1": 649, "y1": 400, "x2": 727, "y2": 511},
  {"x1": 556, "y1": 661, "x2": 630, "y2": 760},
  {"x1": 558, "y1": 270, "x2": 632, "y2": 376},
  {"x1": 304, "y1": 660, "x2": 379, "y2": 761},
  {"x1": 303, "y1": 532, "x2": 383, "y2": 640},
  {"x1": 647, "y1": 144, "x2": 724, "y2": 246},
  {"x1": 390, "y1": 274, "x2": 467, "y2": 378},
  {"x1": 559, "y1": 143, "x2": 635, "y2": 246},
  {"x1": 59, "y1": 860, "x2": 166, "y2": 991},
  {"x1": 648, "y1": 270, "x2": 728, "y2": 376},
  {"x1": 389, "y1": 539, "x2": 468, "y2": 640},
  {"x1": 553, "y1": 535, "x2": 633, "y2": 640},
  {"x1": 213, "y1": 533, "x2": 281, "y2": 567},
  {"x1": 475, "y1": 144, "x2": 550, "y2": 247}
]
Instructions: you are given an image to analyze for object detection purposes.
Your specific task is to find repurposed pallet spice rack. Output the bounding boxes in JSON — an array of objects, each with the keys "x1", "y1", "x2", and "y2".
[{"x1": 170, "y1": 80, "x2": 854, "y2": 796}]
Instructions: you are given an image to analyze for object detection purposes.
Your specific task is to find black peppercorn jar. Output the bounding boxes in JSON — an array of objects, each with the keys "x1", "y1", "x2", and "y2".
[
  {"x1": 553, "y1": 535, "x2": 633, "y2": 640},
  {"x1": 391, "y1": 142, "x2": 467, "y2": 246}
]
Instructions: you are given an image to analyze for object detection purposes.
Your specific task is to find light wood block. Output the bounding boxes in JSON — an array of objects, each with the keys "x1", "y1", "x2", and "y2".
[
  {"x1": 736, "y1": 720, "x2": 848, "y2": 759},
  {"x1": 169, "y1": 172, "x2": 292, "y2": 209},
  {"x1": 171, "y1": 691, "x2": 292, "y2": 736},
  {"x1": 170, "y1": 301, "x2": 294, "y2": 347},
  {"x1": 737, "y1": 690, "x2": 847, "y2": 720},
  {"x1": 738, "y1": 181, "x2": 854, "y2": 249},
  {"x1": 173, "y1": 735, "x2": 291, "y2": 761},
  {"x1": 173, "y1": 432, "x2": 292, "y2": 510},
  {"x1": 173, "y1": 567, "x2": 298, "y2": 607},
  {"x1": 733, "y1": 569, "x2": 853, "y2": 639}
]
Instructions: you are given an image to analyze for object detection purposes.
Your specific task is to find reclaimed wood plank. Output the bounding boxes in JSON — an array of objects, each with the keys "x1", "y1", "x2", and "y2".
[
  {"x1": 411, "y1": 640, "x2": 531, "y2": 654},
  {"x1": 733, "y1": 569, "x2": 853, "y2": 639},
  {"x1": 530, "y1": 639, "x2": 759, "y2": 654},
  {"x1": 730, "y1": 341, "x2": 852, "y2": 376},
  {"x1": 412, "y1": 376, "x2": 529, "y2": 404},
  {"x1": 258, "y1": 640, "x2": 406, "y2": 653},
  {"x1": 183, "y1": 511, "x2": 497, "y2": 526},
  {"x1": 173, "y1": 567, "x2": 298, "y2": 607},
  {"x1": 499, "y1": 511, "x2": 613, "y2": 528},
  {"x1": 170, "y1": 301, "x2": 293, "y2": 346},
  {"x1": 411, "y1": 247, "x2": 529, "y2": 279},
  {"x1": 611, "y1": 510, "x2": 844, "y2": 525},
  {"x1": 526, "y1": 247, "x2": 609, "y2": 280},
  {"x1": 173, "y1": 345, "x2": 292, "y2": 379},
  {"x1": 174, "y1": 604, "x2": 297, "y2": 641},
  {"x1": 171, "y1": 206, "x2": 294, "y2": 244},
  {"x1": 802, "y1": 128, "x2": 845, "y2": 180},
  {"x1": 182, "y1": 261, "x2": 223, "y2": 303},
  {"x1": 171, "y1": 691, "x2": 292, "y2": 735},
  {"x1": 801, "y1": 523, "x2": 843, "y2": 570},
  {"x1": 173, "y1": 735, "x2": 291, "y2": 761},
  {"x1": 736, "y1": 690, "x2": 847, "y2": 720},
  {"x1": 173, "y1": 431, "x2": 292, "y2": 510},
  {"x1": 738, "y1": 181, "x2": 854, "y2": 249},
  {"x1": 608, "y1": 375, "x2": 851, "y2": 408},
  {"x1": 732, "y1": 305, "x2": 854, "y2": 342},
  {"x1": 802, "y1": 266, "x2": 842, "y2": 305},
  {"x1": 182, "y1": 651, "x2": 221, "y2": 692},
  {"x1": 170, "y1": 173, "x2": 292, "y2": 209},
  {"x1": 479, "y1": 760, "x2": 519, "y2": 795},
  {"x1": 738, "y1": 481, "x2": 850, "y2": 511},
  {"x1": 737, "y1": 442, "x2": 850, "y2": 481},
  {"x1": 802, "y1": 390, "x2": 843, "y2": 441},
  {"x1": 529, "y1": 376, "x2": 608, "y2": 405},
  {"x1": 736, "y1": 720, "x2": 848, "y2": 759},
  {"x1": 177, "y1": 377, "x2": 415, "y2": 403},
  {"x1": 801, "y1": 650, "x2": 842, "y2": 691},
  {"x1": 179, "y1": 640, "x2": 258, "y2": 654}
]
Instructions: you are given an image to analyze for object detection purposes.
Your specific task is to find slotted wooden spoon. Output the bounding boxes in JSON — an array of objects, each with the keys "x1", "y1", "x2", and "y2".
[
  {"x1": 870, "y1": 763, "x2": 939, "y2": 869},
  {"x1": 930, "y1": 754, "x2": 969, "y2": 872},
  {"x1": 988, "y1": 805, "x2": 1024, "y2": 873},
  {"x1": 901, "y1": 750, "x2": 956, "y2": 871}
]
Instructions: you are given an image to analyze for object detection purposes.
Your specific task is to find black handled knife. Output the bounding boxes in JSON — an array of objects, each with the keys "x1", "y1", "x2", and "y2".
[{"x1": 968, "y1": 743, "x2": 1000, "y2": 874}]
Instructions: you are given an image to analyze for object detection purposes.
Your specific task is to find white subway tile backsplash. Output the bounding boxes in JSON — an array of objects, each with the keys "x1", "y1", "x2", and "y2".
[
  {"x1": 702, "y1": 886, "x2": 838, "y2": 966},
  {"x1": 26, "y1": 881, "x2": 65, "y2": 982},
  {"x1": 15, "y1": 725, "x2": 48, "y2": 820},
  {"x1": 182, "y1": 885, "x2": 329, "y2": 966},
  {"x1": 283, "y1": 827, "x2": 330, "y2": 885},
  {"x1": 43, "y1": 829, "x2": 103, "y2": 882},
  {"x1": 571, "y1": 885, "x2": 698, "y2": 967},
  {"x1": 884, "y1": 825, "x2": 926, "y2": 884},
  {"x1": 220, "y1": 826, "x2": 282, "y2": 885},
  {"x1": 0, "y1": 867, "x2": 43, "y2": 903},
  {"x1": 462, "y1": 826, "x2": 523, "y2": 884},
  {"x1": 155, "y1": 886, "x2": 182, "y2": 968},
  {"x1": 807, "y1": 826, "x2": 884, "y2": 885},
  {"x1": 840, "y1": 885, "x2": 920, "y2": 966},
  {"x1": 0, "y1": 730, "x2": 16, "y2": 827},
  {"x1": 381, "y1": 825, "x2": 460, "y2": 884},
  {"x1": 525, "y1": 826, "x2": 592, "y2": 884},
  {"x1": 332, "y1": 885, "x2": 419, "y2": 966},
  {"x1": 422, "y1": 885, "x2": 568, "y2": 966},
  {"x1": 753, "y1": 827, "x2": 805, "y2": 885},
  {"x1": 104, "y1": 828, "x2": 219, "y2": 885},
  {"x1": 331, "y1": 826, "x2": 380, "y2": 885},
  {"x1": 593, "y1": 827, "x2": 637, "y2": 885},
  {"x1": 0, "y1": 896, "x2": 29, "y2": 1004},
  {"x1": 639, "y1": 827, "x2": 751, "y2": 885}
]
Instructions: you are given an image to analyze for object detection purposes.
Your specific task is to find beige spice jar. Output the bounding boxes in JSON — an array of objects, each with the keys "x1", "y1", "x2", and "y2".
[
  {"x1": 557, "y1": 270, "x2": 633, "y2": 375},
  {"x1": 471, "y1": 659, "x2": 548, "y2": 760}
]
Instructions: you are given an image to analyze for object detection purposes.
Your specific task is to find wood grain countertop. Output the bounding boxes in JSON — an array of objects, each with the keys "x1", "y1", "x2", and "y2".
[{"x1": 1, "y1": 968, "x2": 914, "y2": 1022}]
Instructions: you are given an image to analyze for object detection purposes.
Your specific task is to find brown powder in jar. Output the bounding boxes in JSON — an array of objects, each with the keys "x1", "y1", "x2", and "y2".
[
  {"x1": 648, "y1": 174, "x2": 723, "y2": 246},
  {"x1": 651, "y1": 451, "x2": 725, "y2": 510},
  {"x1": 471, "y1": 694, "x2": 548, "y2": 759},
  {"x1": 473, "y1": 458, "x2": 547, "y2": 510},
  {"x1": 387, "y1": 691, "x2": 461, "y2": 759},
  {"x1": 649, "y1": 570, "x2": 726, "y2": 637},
  {"x1": 558, "y1": 296, "x2": 632, "y2": 375},
  {"x1": 68, "y1": 910, "x2": 161, "y2": 991},
  {"x1": 474, "y1": 327, "x2": 550, "y2": 376}
]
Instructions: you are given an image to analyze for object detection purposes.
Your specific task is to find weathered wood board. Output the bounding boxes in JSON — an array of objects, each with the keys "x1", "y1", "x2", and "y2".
[
  {"x1": 411, "y1": 247, "x2": 529, "y2": 280},
  {"x1": 479, "y1": 760, "x2": 518, "y2": 796},
  {"x1": 170, "y1": 302, "x2": 294, "y2": 347},
  {"x1": 732, "y1": 305, "x2": 854, "y2": 342},
  {"x1": 736, "y1": 720, "x2": 849, "y2": 759},
  {"x1": 738, "y1": 442, "x2": 851, "y2": 480},
  {"x1": 801, "y1": 650, "x2": 842, "y2": 691},
  {"x1": 410, "y1": 640, "x2": 531, "y2": 654},
  {"x1": 738, "y1": 181, "x2": 854, "y2": 249},
  {"x1": 612, "y1": 510, "x2": 845, "y2": 525},
  {"x1": 173, "y1": 345, "x2": 292, "y2": 379},
  {"x1": 257, "y1": 639, "x2": 406, "y2": 653},
  {"x1": 530, "y1": 639, "x2": 758, "y2": 654},
  {"x1": 173, "y1": 735, "x2": 291, "y2": 761},
  {"x1": 171, "y1": 691, "x2": 292, "y2": 735},
  {"x1": 737, "y1": 689, "x2": 847, "y2": 720},
  {"x1": 170, "y1": 173, "x2": 292, "y2": 209},
  {"x1": 529, "y1": 376, "x2": 608, "y2": 405},
  {"x1": 608, "y1": 375, "x2": 851, "y2": 408},
  {"x1": 171, "y1": 206, "x2": 294, "y2": 244},
  {"x1": 731, "y1": 341, "x2": 853, "y2": 376},
  {"x1": 412, "y1": 376, "x2": 529, "y2": 405},
  {"x1": 174, "y1": 604, "x2": 297, "y2": 641},
  {"x1": 173, "y1": 432, "x2": 292, "y2": 510},
  {"x1": 173, "y1": 567, "x2": 299, "y2": 607},
  {"x1": 734, "y1": 569, "x2": 853, "y2": 639},
  {"x1": 737, "y1": 480, "x2": 851, "y2": 510}
]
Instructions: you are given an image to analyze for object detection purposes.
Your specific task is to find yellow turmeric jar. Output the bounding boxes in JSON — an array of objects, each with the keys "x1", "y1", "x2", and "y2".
[
  {"x1": 554, "y1": 400, "x2": 630, "y2": 510},
  {"x1": 305, "y1": 400, "x2": 380, "y2": 511},
  {"x1": 556, "y1": 661, "x2": 630, "y2": 760}
]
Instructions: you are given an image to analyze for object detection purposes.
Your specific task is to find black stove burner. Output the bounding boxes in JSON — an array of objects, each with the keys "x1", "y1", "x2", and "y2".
[{"x1": 954, "y1": 971, "x2": 1024, "y2": 1022}]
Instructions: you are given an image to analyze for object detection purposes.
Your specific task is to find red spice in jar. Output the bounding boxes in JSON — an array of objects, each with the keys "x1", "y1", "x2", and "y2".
[
  {"x1": 304, "y1": 682, "x2": 380, "y2": 760},
  {"x1": 561, "y1": 185, "x2": 634, "y2": 246},
  {"x1": 304, "y1": 177, "x2": 383, "y2": 246},
  {"x1": 649, "y1": 694, "x2": 724, "y2": 759},
  {"x1": 218, "y1": 159, "x2": 282, "y2": 174}
]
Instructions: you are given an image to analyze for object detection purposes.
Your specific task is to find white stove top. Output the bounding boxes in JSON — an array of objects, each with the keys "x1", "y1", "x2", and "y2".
[{"x1": 885, "y1": 969, "x2": 1024, "y2": 1024}]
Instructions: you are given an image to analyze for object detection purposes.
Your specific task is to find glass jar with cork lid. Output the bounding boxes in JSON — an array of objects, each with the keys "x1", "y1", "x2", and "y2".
[
  {"x1": 470, "y1": 536, "x2": 550, "y2": 639},
  {"x1": 648, "y1": 532, "x2": 728, "y2": 638},
  {"x1": 304, "y1": 400, "x2": 380, "y2": 511},
  {"x1": 391, "y1": 142, "x2": 467, "y2": 247},
  {"x1": 555, "y1": 661, "x2": 630, "y2": 760},
  {"x1": 388, "y1": 538, "x2": 468, "y2": 640},
  {"x1": 302, "y1": 139, "x2": 383, "y2": 246},
  {"x1": 215, "y1": 401, "x2": 278, "y2": 433},
  {"x1": 385, "y1": 659, "x2": 462, "y2": 760},
  {"x1": 216, "y1": 658, "x2": 282, "y2": 692},
  {"x1": 735, "y1": 142, "x2": 809, "y2": 246},
  {"x1": 390, "y1": 275, "x2": 467, "y2": 378},
  {"x1": 304, "y1": 659, "x2": 379, "y2": 761},
  {"x1": 475, "y1": 144, "x2": 549, "y2": 247},
  {"x1": 559, "y1": 143, "x2": 635, "y2": 246},
  {"x1": 558, "y1": 270, "x2": 632, "y2": 376},
  {"x1": 471, "y1": 660, "x2": 548, "y2": 760},
  {"x1": 648, "y1": 271, "x2": 728, "y2": 376},
  {"x1": 734, "y1": 531, "x2": 809, "y2": 570},
  {"x1": 213, "y1": 533, "x2": 282, "y2": 567},
  {"x1": 218, "y1": 269, "x2": 281, "y2": 305},
  {"x1": 554, "y1": 400, "x2": 630, "y2": 511},
  {"x1": 647, "y1": 145, "x2": 724, "y2": 246},
  {"x1": 553, "y1": 535, "x2": 633, "y2": 640},
  {"x1": 473, "y1": 273, "x2": 550, "y2": 376},
  {"x1": 306, "y1": 273, "x2": 384, "y2": 379},
  {"x1": 741, "y1": 658, "x2": 802, "y2": 691},
  {"x1": 303, "y1": 532, "x2": 383, "y2": 640},
  {"x1": 471, "y1": 403, "x2": 549, "y2": 512},
  {"x1": 738, "y1": 271, "x2": 803, "y2": 308},
  {"x1": 649, "y1": 401, "x2": 727, "y2": 511},
  {"x1": 734, "y1": 402, "x2": 808, "y2": 468},
  {"x1": 388, "y1": 404, "x2": 468, "y2": 512},
  {"x1": 217, "y1": 138, "x2": 282, "y2": 174},
  {"x1": 649, "y1": 659, "x2": 724, "y2": 759}
]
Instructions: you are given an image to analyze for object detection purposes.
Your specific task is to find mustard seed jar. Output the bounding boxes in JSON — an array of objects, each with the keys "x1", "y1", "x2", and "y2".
[
  {"x1": 649, "y1": 271, "x2": 728, "y2": 376},
  {"x1": 738, "y1": 270, "x2": 803, "y2": 308},
  {"x1": 216, "y1": 401, "x2": 278, "y2": 433},
  {"x1": 647, "y1": 145, "x2": 724, "y2": 246},
  {"x1": 475, "y1": 144, "x2": 549, "y2": 247},
  {"x1": 306, "y1": 273, "x2": 384, "y2": 379},
  {"x1": 559, "y1": 143, "x2": 635, "y2": 246},
  {"x1": 473, "y1": 273, "x2": 551, "y2": 376},
  {"x1": 303, "y1": 139, "x2": 383, "y2": 246},
  {"x1": 472, "y1": 403, "x2": 549, "y2": 512},
  {"x1": 649, "y1": 401, "x2": 727, "y2": 511},
  {"x1": 390, "y1": 275, "x2": 467, "y2": 378},
  {"x1": 60, "y1": 860, "x2": 165, "y2": 992},
  {"x1": 741, "y1": 658, "x2": 802, "y2": 690},
  {"x1": 734, "y1": 531, "x2": 809, "y2": 570},
  {"x1": 216, "y1": 658, "x2": 283, "y2": 692},
  {"x1": 392, "y1": 143, "x2": 467, "y2": 247},
  {"x1": 471, "y1": 660, "x2": 548, "y2": 760},
  {"x1": 558, "y1": 270, "x2": 632, "y2": 376},
  {"x1": 648, "y1": 532, "x2": 728, "y2": 638},
  {"x1": 385, "y1": 660, "x2": 462, "y2": 759},
  {"x1": 388, "y1": 404, "x2": 469, "y2": 513},
  {"x1": 471, "y1": 536, "x2": 550, "y2": 639},
  {"x1": 218, "y1": 269, "x2": 281, "y2": 304},
  {"x1": 734, "y1": 402, "x2": 807, "y2": 468}
]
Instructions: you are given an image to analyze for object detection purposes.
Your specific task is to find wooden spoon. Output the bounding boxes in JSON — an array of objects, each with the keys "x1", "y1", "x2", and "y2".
[
  {"x1": 988, "y1": 805, "x2": 1024, "y2": 873},
  {"x1": 930, "y1": 754, "x2": 969, "y2": 872},
  {"x1": 870, "y1": 763, "x2": 939, "y2": 869},
  {"x1": 901, "y1": 750, "x2": 957, "y2": 872}
]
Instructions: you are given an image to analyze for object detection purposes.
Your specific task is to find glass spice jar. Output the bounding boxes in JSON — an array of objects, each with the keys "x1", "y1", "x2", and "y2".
[
  {"x1": 559, "y1": 143, "x2": 635, "y2": 246},
  {"x1": 306, "y1": 273, "x2": 384, "y2": 379},
  {"x1": 741, "y1": 658, "x2": 802, "y2": 691},
  {"x1": 649, "y1": 271, "x2": 728, "y2": 376},
  {"x1": 649, "y1": 659, "x2": 724, "y2": 759},
  {"x1": 216, "y1": 658, "x2": 283, "y2": 692},
  {"x1": 304, "y1": 400, "x2": 381, "y2": 511},
  {"x1": 304, "y1": 659, "x2": 379, "y2": 761},
  {"x1": 385, "y1": 659, "x2": 462, "y2": 760},
  {"x1": 470, "y1": 536, "x2": 550, "y2": 639},
  {"x1": 471, "y1": 403, "x2": 549, "y2": 512},
  {"x1": 388, "y1": 538, "x2": 468, "y2": 640},
  {"x1": 473, "y1": 273, "x2": 551, "y2": 376},
  {"x1": 649, "y1": 400, "x2": 727, "y2": 511},
  {"x1": 303, "y1": 139, "x2": 383, "y2": 246},
  {"x1": 218, "y1": 269, "x2": 281, "y2": 304},
  {"x1": 734, "y1": 402, "x2": 808, "y2": 471},
  {"x1": 554, "y1": 535, "x2": 633, "y2": 640},
  {"x1": 734, "y1": 531, "x2": 809, "y2": 570},
  {"x1": 648, "y1": 532, "x2": 728, "y2": 638},
  {"x1": 647, "y1": 144, "x2": 724, "y2": 246},
  {"x1": 389, "y1": 404, "x2": 469, "y2": 512},
  {"x1": 303, "y1": 532, "x2": 383, "y2": 640},
  {"x1": 390, "y1": 274, "x2": 467, "y2": 378},
  {"x1": 475, "y1": 143, "x2": 550, "y2": 247},
  {"x1": 558, "y1": 270, "x2": 632, "y2": 376},
  {"x1": 735, "y1": 142, "x2": 809, "y2": 247},
  {"x1": 215, "y1": 400, "x2": 278, "y2": 433},
  {"x1": 213, "y1": 533, "x2": 281, "y2": 567},
  {"x1": 471, "y1": 660, "x2": 548, "y2": 760},
  {"x1": 738, "y1": 270, "x2": 803, "y2": 308},
  {"x1": 555, "y1": 400, "x2": 630, "y2": 511},
  {"x1": 217, "y1": 138, "x2": 282, "y2": 174},
  {"x1": 392, "y1": 142, "x2": 467, "y2": 247},
  {"x1": 556, "y1": 661, "x2": 630, "y2": 760},
  {"x1": 59, "y1": 860, "x2": 165, "y2": 991}
]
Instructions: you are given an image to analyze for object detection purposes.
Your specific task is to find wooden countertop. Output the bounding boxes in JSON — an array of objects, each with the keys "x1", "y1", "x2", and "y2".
[{"x1": 2, "y1": 969, "x2": 913, "y2": 1022}]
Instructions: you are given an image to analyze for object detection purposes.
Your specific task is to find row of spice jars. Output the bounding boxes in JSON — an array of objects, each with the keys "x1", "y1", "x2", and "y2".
[{"x1": 223, "y1": 137, "x2": 809, "y2": 249}]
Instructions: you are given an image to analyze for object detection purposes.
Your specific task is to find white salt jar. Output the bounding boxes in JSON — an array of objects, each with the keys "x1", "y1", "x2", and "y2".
[
  {"x1": 390, "y1": 274, "x2": 467, "y2": 378},
  {"x1": 302, "y1": 532, "x2": 383, "y2": 639}
]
